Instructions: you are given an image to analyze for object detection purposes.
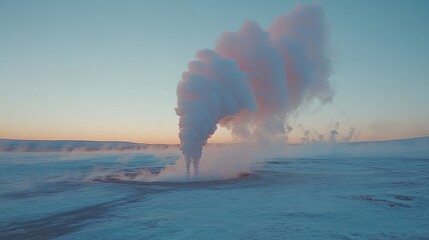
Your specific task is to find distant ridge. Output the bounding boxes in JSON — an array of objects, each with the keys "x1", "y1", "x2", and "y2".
[
  {"x1": 0, "y1": 136, "x2": 428, "y2": 152},
  {"x1": 0, "y1": 139, "x2": 176, "y2": 152},
  {"x1": 349, "y1": 136, "x2": 429, "y2": 145}
]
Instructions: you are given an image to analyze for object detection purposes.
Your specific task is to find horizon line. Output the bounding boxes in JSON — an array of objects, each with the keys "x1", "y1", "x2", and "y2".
[{"x1": 1, "y1": 135, "x2": 429, "y2": 145}]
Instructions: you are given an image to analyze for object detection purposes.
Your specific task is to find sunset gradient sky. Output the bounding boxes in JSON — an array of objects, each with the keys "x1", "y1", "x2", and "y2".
[{"x1": 1, "y1": 0, "x2": 429, "y2": 144}]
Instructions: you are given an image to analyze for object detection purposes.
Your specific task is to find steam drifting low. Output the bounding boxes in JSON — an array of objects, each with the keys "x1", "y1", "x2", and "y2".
[{"x1": 176, "y1": 3, "x2": 334, "y2": 177}]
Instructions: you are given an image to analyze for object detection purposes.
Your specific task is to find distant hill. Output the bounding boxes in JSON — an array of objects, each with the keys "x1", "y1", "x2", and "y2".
[
  {"x1": 350, "y1": 136, "x2": 429, "y2": 145},
  {"x1": 305, "y1": 136, "x2": 429, "y2": 158},
  {"x1": 0, "y1": 136, "x2": 428, "y2": 153},
  {"x1": 0, "y1": 139, "x2": 175, "y2": 152}
]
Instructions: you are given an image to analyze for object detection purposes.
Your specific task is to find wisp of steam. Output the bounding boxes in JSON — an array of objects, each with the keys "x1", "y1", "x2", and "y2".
[{"x1": 176, "y1": 3, "x2": 334, "y2": 177}]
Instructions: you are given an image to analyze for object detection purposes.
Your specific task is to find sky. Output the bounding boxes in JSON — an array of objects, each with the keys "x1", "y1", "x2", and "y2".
[{"x1": 1, "y1": 0, "x2": 428, "y2": 144}]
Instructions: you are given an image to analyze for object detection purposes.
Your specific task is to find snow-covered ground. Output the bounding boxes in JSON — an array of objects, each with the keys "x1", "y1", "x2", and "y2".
[{"x1": 0, "y1": 139, "x2": 428, "y2": 239}]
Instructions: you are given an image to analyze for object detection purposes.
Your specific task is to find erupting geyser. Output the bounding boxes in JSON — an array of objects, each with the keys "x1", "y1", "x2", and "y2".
[{"x1": 176, "y1": 3, "x2": 334, "y2": 177}]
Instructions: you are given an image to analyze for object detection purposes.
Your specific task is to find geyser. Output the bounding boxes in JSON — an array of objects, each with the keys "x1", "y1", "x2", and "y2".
[{"x1": 176, "y1": 3, "x2": 334, "y2": 177}]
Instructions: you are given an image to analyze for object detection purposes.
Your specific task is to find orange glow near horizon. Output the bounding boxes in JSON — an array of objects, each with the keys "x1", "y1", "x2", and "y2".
[{"x1": 1, "y1": 123, "x2": 429, "y2": 144}]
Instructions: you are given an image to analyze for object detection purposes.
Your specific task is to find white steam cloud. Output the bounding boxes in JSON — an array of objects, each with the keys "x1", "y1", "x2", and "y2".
[{"x1": 176, "y1": 3, "x2": 334, "y2": 177}]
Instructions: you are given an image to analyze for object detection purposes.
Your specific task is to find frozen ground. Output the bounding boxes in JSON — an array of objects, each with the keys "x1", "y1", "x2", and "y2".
[{"x1": 0, "y1": 140, "x2": 428, "y2": 239}]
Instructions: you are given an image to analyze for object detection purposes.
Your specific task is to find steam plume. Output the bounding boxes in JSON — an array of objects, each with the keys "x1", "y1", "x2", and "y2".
[{"x1": 176, "y1": 3, "x2": 334, "y2": 176}]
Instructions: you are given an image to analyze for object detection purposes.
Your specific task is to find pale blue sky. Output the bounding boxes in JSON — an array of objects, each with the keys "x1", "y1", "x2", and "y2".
[{"x1": 1, "y1": 0, "x2": 428, "y2": 143}]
